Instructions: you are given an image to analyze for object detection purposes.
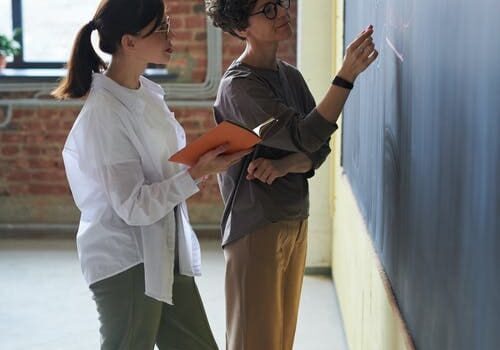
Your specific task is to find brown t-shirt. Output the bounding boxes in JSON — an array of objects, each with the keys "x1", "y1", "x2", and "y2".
[{"x1": 214, "y1": 60, "x2": 338, "y2": 246}]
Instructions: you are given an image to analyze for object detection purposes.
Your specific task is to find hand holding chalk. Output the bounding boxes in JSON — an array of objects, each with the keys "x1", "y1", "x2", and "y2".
[{"x1": 337, "y1": 25, "x2": 379, "y2": 83}]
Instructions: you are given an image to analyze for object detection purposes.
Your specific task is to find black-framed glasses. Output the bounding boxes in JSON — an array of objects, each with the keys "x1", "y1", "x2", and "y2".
[{"x1": 250, "y1": 0, "x2": 291, "y2": 20}]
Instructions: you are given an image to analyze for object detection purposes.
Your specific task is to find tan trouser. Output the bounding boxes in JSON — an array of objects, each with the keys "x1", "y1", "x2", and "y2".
[{"x1": 224, "y1": 220, "x2": 308, "y2": 350}]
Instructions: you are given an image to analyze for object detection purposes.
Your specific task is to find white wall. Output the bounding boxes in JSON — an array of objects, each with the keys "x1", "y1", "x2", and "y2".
[{"x1": 297, "y1": 0, "x2": 335, "y2": 268}]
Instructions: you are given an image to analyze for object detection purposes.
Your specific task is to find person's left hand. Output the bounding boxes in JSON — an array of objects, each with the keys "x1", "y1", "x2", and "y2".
[{"x1": 246, "y1": 158, "x2": 288, "y2": 185}]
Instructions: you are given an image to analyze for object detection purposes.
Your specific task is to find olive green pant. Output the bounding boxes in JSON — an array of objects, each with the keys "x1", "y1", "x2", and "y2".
[{"x1": 89, "y1": 264, "x2": 218, "y2": 350}]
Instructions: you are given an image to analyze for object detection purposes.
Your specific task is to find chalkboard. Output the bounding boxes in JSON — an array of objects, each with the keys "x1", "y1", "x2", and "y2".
[{"x1": 342, "y1": 0, "x2": 500, "y2": 349}]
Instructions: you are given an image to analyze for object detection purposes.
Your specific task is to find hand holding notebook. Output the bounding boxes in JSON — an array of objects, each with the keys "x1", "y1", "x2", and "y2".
[{"x1": 169, "y1": 117, "x2": 277, "y2": 166}]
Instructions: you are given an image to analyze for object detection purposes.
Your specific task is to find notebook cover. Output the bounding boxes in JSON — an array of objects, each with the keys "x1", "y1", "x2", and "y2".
[{"x1": 169, "y1": 121, "x2": 260, "y2": 166}]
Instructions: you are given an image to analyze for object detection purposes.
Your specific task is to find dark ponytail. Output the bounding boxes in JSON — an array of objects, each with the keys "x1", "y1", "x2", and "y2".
[
  {"x1": 52, "y1": 0, "x2": 165, "y2": 100},
  {"x1": 52, "y1": 21, "x2": 107, "y2": 99}
]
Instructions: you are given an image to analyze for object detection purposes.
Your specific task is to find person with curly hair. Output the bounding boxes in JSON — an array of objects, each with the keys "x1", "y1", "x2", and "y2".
[{"x1": 206, "y1": 0, "x2": 378, "y2": 349}]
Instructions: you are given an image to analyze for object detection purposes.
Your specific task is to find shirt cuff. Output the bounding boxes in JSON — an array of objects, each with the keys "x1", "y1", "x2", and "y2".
[
  {"x1": 172, "y1": 170, "x2": 200, "y2": 201},
  {"x1": 296, "y1": 109, "x2": 338, "y2": 152},
  {"x1": 303, "y1": 109, "x2": 339, "y2": 139}
]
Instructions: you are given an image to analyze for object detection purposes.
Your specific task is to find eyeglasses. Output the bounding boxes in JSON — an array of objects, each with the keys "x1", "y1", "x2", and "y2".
[
  {"x1": 154, "y1": 16, "x2": 170, "y2": 38},
  {"x1": 250, "y1": 0, "x2": 290, "y2": 20}
]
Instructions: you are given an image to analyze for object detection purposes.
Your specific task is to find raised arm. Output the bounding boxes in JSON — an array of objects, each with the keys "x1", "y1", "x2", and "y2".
[
  {"x1": 316, "y1": 26, "x2": 378, "y2": 124},
  {"x1": 215, "y1": 26, "x2": 378, "y2": 155}
]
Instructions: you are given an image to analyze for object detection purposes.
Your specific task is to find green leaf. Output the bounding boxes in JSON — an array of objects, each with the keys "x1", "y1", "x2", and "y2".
[{"x1": 0, "y1": 29, "x2": 22, "y2": 58}]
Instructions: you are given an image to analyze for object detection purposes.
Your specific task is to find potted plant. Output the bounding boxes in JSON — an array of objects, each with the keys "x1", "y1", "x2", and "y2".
[{"x1": 0, "y1": 29, "x2": 21, "y2": 70}]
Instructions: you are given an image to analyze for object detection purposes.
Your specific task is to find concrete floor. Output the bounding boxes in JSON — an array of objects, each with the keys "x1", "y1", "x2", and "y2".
[{"x1": 0, "y1": 238, "x2": 348, "y2": 350}]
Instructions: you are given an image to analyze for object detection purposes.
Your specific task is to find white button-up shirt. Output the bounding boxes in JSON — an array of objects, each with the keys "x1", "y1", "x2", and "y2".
[{"x1": 62, "y1": 73, "x2": 202, "y2": 304}]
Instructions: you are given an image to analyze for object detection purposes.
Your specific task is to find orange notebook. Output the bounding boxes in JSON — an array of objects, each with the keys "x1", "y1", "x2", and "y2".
[{"x1": 169, "y1": 118, "x2": 276, "y2": 167}]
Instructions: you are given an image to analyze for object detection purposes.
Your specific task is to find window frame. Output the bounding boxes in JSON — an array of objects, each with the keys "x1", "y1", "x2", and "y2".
[
  {"x1": 4, "y1": 0, "x2": 175, "y2": 80},
  {"x1": 10, "y1": 0, "x2": 65, "y2": 69},
  {"x1": 0, "y1": 0, "x2": 223, "y2": 104}
]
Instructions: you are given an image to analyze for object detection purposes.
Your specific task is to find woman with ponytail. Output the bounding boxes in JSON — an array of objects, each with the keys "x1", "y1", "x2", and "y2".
[
  {"x1": 54, "y1": 0, "x2": 246, "y2": 348},
  {"x1": 51, "y1": 18, "x2": 107, "y2": 99}
]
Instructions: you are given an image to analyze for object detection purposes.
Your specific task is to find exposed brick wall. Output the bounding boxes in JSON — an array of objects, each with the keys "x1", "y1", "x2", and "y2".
[
  {"x1": 0, "y1": 106, "x2": 76, "y2": 197},
  {"x1": 168, "y1": 0, "x2": 208, "y2": 83},
  {"x1": 0, "y1": 0, "x2": 297, "y2": 226}
]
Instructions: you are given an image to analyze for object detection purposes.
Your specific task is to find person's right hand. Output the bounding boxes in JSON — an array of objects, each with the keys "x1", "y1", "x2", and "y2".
[
  {"x1": 188, "y1": 144, "x2": 252, "y2": 181},
  {"x1": 337, "y1": 25, "x2": 379, "y2": 83},
  {"x1": 246, "y1": 157, "x2": 289, "y2": 185}
]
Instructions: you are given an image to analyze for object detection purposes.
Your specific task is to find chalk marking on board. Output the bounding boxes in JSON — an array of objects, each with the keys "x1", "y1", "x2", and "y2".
[{"x1": 386, "y1": 37, "x2": 404, "y2": 62}]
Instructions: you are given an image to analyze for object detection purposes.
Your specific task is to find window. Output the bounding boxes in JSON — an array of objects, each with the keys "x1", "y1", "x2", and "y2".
[
  {"x1": 0, "y1": 1, "x2": 13, "y2": 35},
  {"x1": 0, "y1": 0, "x2": 175, "y2": 80},
  {"x1": 3, "y1": 0, "x2": 105, "y2": 68},
  {"x1": 0, "y1": 0, "x2": 13, "y2": 62},
  {"x1": 0, "y1": 0, "x2": 215, "y2": 91}
]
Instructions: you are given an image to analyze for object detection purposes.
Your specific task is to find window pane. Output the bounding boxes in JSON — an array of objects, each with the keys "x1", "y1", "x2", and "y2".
[
  {"x1": 22, "y1": 0, "x2": 109, "y2": 63},
  {"x1": 0, "y1": 0, "x2": 12, "y2": 35},
  {"x1": 0, "y1": 0, "x2": 13, "y2": 62}
]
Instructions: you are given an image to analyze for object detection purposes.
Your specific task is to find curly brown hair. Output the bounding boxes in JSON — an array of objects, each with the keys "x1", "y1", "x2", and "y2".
[{"x1": 205, "y1": 0, "x2": 258, "y2": 40}]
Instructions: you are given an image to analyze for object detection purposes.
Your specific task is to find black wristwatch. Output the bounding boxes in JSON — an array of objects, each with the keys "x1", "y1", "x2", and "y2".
[{"x1": 332, "y1": 75, "x2": 354, "y2": 90}]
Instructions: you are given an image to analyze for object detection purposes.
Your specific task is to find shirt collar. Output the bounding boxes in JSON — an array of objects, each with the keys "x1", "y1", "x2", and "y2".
[{"x1": 91, "y1": 73, "x2": 165, "y2": 114}]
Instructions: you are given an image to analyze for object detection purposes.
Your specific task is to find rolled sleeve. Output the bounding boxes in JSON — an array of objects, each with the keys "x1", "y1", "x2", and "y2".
[
  {"x1": 298, "y1": 110, "x2": 338, "y2": 146},
  {"x1": 215, "y1": 77, "x2": 338, "y2": 154},
  {"x1": 302, "y1": 140, "x2": 332, "y2": 178},
  {"x1": 276, "y1": 109, "x2": 338, "y2": 153}
]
